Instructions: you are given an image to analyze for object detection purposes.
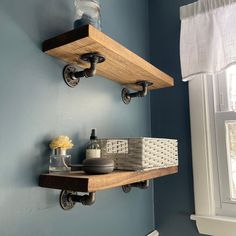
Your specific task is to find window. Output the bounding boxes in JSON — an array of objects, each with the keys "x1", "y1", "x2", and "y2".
[
  {"x1": 188, "y1": 66, "x2": 236, "y2": 235},
  {"x1": 179, "y1": 0, "x2": 236, "y2": 234}
]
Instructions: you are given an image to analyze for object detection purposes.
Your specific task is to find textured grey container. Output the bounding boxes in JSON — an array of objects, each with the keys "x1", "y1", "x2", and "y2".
[{"x1": 98, "y1": 138, "x2": 178, "y2": 171}]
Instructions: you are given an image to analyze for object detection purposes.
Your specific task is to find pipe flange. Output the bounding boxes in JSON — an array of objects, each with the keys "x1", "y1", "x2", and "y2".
[
  {"x1": 122, "y1": 185, "x2": 132, "y2": 193},
  {"x1": 136, "y1": 81, "x2": 153, "y2": 88},
  {"x1": 59, "y1": 190, "x2": 77, "y2": 210},
  {"x1": 63, "y1": 65, "x2": 80, "y2": 88},
  {"x1": 81, "y1": 52, "x2": 106, "y2": 64},
  {"x1": 121, "y1": 88, "x2": 131, "y2": 104}
]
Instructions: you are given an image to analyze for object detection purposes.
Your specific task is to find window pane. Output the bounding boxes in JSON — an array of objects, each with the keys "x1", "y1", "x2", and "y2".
[
  {"x1": 225, "y1": 120, "x2": 236, "y2": 199},
  {"x1": 215, "y1": 65, "x2": 236, "y2": 112},
  {"x1": 226, "y1": 65, "x2": 236, "y2": 111}
]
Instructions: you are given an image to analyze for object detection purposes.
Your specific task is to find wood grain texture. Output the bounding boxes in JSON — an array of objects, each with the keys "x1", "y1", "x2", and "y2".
[
  {"x1": 42, "y1": 25, "x2": 174, "y2": 91},
  {"x1": 39, "y1": 166, "x2": 178, "y2": 192}
]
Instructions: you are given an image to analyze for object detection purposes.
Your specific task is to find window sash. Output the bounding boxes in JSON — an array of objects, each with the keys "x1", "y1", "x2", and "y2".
[
  {"x1": 215, "y1": 112, "x2": 236, "y2": 211},
  {"x1": 213, "y1": 68, "x2": 236, "y2": 214}
]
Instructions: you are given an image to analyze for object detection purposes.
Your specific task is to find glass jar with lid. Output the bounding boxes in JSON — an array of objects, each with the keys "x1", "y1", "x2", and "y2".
[
  {"x1": 74, "y1": 0, "x2": 101, "y2": 30},
  {"x1": 49, "y1": 148, "x2": 71, "y2": 172}
]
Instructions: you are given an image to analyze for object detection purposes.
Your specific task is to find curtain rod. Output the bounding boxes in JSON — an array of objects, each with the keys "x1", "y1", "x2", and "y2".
[{"x1": 180, "y1": 0, "x2": 236, "y2": 19}]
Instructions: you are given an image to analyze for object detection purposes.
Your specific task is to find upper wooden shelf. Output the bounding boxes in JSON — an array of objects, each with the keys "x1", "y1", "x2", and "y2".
[
  {"x1": 42, "y1": 25, "x2": 174, "y2": 91},
  {"x1": 39, "y1": 166, "x2": 178, "y2": 193}
]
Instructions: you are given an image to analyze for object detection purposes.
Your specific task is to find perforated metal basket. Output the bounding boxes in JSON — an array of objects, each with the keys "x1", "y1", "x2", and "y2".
[{"x1": 98, "y1": 138, "x2": 178, "y2": 170}]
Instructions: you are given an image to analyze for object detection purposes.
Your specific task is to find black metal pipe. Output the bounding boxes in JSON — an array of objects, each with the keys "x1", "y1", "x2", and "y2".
[
  {"x1": 72, "y1": 61, "x2": 97, "y2": 79},
  {"x1": 127, "y1": 86, "x2": 148, "y2": 98},
  {"x1": 69, "y1": 192, "x2": 96, "y2": 206},
  {"x1": 140, "y1": 85, "x2": 148, "y2": 97},
  {"x1": 130, "y1": 180, "x2": 149, "y2": 189},
  {"x1": 68, "y1": 53, "x2": 105, "y2": 80},
  {"x1": 128, "y1": 91, "x2": 141, "y2": 98},
  {"x1": 73, "y1": 70, "x2": 86, "y2": 79},
  {"x1": 126, "y1": 81, "x2": 150, "y2": 98},
  {"x1": 84, "y1": 60, "x2": 97, "y2": 77}
]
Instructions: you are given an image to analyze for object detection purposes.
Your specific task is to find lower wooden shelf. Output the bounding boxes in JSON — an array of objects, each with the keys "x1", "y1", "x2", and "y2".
[{"x1": 39, "y1": 166, "x2": 178, "y2": 193}]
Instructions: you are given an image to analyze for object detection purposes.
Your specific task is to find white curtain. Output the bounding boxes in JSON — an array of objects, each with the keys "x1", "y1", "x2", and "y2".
[{"x1": 180, "y1": 0, "x2": 236, "y2": 81}]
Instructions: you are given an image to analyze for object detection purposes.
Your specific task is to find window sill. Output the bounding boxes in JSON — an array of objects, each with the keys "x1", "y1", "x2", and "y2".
[{"x1": 191, "y1": 215, "x2": 236, "y2": 236}]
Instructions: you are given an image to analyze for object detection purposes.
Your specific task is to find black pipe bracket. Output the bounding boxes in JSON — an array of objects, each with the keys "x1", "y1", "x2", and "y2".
[
  {"x1": 63, "y1": 52, "x2": 106, "y2": 88},
  {"x1": 122, "y1": 180, "x2": 150, "y2": 193},
  {"x1": 59, "y1": 190, "x2": 96, "y2": 210},
  {"x1": 121, "y1": 81, "x2": 153, "y2": 104}
]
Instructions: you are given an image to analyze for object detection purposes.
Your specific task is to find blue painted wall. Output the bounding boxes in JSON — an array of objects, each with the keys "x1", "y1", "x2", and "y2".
[
  {"x1": 149, "y1": 0, "x2": 200, "y2": 235},
  {"x1": 0, "y1": 1, "x2": 154, "y2": 235}
]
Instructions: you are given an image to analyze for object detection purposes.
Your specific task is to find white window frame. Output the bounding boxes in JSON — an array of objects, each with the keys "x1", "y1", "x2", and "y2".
[
  {"x1": 213, "y1": 69, "x2": 236, "y2": 215},
  {"x1": 189, "y1": 75, "x2": 236, "y2": 236}
]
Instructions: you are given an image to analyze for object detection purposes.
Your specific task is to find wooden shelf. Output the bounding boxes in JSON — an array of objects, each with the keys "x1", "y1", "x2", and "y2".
[
  {"x1": 43, "y1": 25, "x2": 174, "y2": 91},
  {"x1": 39, "y1": 166, "x2": 178, "y2": 193}
]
